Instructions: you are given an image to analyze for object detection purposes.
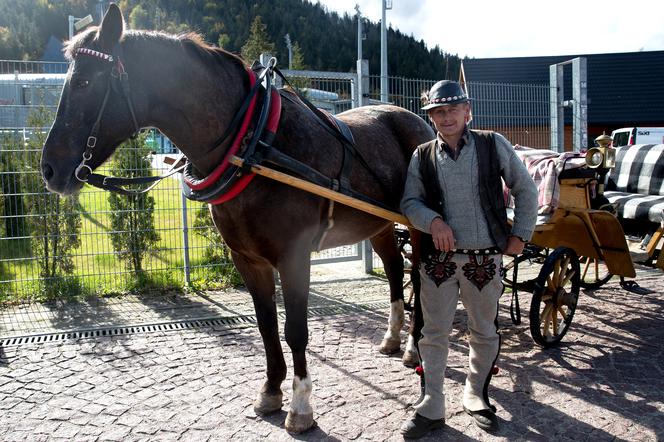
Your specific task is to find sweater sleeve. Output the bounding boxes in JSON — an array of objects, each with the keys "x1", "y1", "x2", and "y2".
[
  {"x1": 494, "y1": 133, "x2": 539, "y2": 241},
  {"x1": 400, "y1": 149, "x2": 442, "y2": 234}
]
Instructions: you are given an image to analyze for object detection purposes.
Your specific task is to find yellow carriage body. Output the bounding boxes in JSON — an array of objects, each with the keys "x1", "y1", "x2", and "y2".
[{"x1": 529, "y1": 175, "x2": 635, "y2": 277}]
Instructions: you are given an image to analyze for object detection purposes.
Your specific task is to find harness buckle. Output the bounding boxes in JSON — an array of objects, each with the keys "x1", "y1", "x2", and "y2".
[{"x1": 86, "y1": 136, "x2": 97, "y2": 148}]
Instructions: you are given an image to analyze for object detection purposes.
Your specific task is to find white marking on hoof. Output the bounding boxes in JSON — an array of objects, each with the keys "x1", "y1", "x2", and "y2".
[
  {"x1": 253, "y1": 384, "x2": 283, "y2": 415},
  {"x1": 402, "y1": 334, "x2": 420, "y2": 367},
  {"x1": 286, "y1": 375, "x2": 314, "y2": 433},
  {"x1": 285, "y1": 410, "x2": 315, "y2": 433},
  {"x1": 380, "y1": 299, "x2": 404, "y2": 354}
]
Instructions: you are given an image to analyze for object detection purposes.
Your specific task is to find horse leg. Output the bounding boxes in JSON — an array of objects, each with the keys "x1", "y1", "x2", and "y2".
[
  {"x1": 370, "y1": 225, "x2": 405, "y2": 355},
  {"x1": 231, "y1": 251, "x2": 286, "y2": 415},
  {"x1": 403, "y1": 228, "x2": 422, "y2": 367},
  {"x1": 277, "y1": 252, "x2": 315, "y2": 433}
]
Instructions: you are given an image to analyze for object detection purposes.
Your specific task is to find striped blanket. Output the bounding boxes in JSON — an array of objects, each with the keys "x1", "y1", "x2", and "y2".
[{"x1": 510, "y1": 145, "x2": 586, "y2": 214}]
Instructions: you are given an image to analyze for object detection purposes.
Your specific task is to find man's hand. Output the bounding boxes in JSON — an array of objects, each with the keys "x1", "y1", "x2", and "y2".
[
  {"x1": 504, "y1": 235, "x2": 526, "y2": 256},
  {"x1": 430, "y1": 217, "x2": 455, "y2": 251}
]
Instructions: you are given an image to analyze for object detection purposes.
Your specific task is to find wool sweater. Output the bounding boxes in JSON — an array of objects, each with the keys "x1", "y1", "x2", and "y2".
[{"x1": 401, "y1": 131, "x2": 538, "y2": 250}]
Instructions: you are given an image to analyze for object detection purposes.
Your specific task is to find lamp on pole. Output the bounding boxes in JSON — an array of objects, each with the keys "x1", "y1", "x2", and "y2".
[
  {"x1": 68, "y1": 14, "x2": 93, "y2": 39},
  {"x1": 380, "y1": 0, "x2": 392, "y2": 103}
]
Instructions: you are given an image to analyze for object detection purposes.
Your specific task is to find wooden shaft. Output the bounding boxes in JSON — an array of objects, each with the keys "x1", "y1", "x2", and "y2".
[{"x1": 229, "y1": 155, "x2": 412, "y2": 227}]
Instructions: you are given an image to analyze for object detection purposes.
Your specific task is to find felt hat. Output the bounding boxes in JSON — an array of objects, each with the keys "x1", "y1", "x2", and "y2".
[{"x1": 421, "y1": 80, "x2": 470, "y2": 110}]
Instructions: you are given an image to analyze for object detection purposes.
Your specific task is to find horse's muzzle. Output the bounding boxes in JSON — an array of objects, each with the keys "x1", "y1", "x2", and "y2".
[{"x1": 41, "y1": 158, "x2": 83, "y2": 196}]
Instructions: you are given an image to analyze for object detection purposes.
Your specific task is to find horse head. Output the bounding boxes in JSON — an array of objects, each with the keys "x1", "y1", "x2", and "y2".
[{"x1": 41, "y1": 4, "x2": 139, "y2": 195}]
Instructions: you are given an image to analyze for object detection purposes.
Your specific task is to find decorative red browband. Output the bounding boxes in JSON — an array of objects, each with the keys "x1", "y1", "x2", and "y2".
[
  {"x1": 428, "y1": 94, "x2": 468, "y2": 104},
  {"x1": 75, "y1": 47, "x2": 128, "y2": 77},
  {"x1": 75, "y1": 47, "x2": 114, "y2": 62}
]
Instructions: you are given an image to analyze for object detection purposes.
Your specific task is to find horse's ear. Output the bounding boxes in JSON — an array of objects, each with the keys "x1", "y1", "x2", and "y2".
[{"x1": 98, "y1": 3, "x2": 124, "y2": 51}]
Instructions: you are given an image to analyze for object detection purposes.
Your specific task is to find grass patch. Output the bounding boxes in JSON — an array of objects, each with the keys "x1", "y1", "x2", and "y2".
[{"x1": 0, "y1": 174, "x2": 242, "y2": 304}]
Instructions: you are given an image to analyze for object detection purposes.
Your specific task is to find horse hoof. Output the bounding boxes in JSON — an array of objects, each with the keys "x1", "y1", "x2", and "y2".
[
  {"x1": 402, "y1": 349, "x2": 420, "y2": 367},
  {"x1": 285, "y1": 411, "x2": 315, "y2": 433},
  {"x1": 379, "y1": 337, "x2": 401, "y2": 355},
  {"x1": 253, "y1": 391, "x2": 283, "y2": 415}
]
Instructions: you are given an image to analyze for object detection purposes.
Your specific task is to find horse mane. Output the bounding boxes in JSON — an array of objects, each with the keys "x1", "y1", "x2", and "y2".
[{"x1": 63, "y1": 27, "x2": 246, "y2": 70}]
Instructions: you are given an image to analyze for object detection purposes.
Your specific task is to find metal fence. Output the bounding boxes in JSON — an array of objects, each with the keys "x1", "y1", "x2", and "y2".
[{"x1": 0, "y1": 60, "x2": 551, "y2": 299}]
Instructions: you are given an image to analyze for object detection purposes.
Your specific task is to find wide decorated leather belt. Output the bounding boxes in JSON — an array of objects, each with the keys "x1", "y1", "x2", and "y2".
[{"x1": 450, "y1": 247, "x2": 502, "y2": 255}]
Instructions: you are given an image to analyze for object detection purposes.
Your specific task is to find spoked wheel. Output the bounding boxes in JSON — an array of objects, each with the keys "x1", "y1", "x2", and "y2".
[
  {"x1": 529, "y1": 247, "x2": 580, "y2": 347},
  {"x1": 578, "y1": 256, "x2": 613, "y2": 290}
]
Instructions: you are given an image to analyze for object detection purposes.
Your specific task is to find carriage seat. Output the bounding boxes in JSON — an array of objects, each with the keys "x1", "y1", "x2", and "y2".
[
  {"x1": 604, "y1": 144, "x2": 664, "y2": 224},
  {"x1": 508, "y1": 145, "x2": 587, "y2": 215}
]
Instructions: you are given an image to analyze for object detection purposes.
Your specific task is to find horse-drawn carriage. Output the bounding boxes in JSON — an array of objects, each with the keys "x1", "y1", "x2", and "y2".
[
  {"x1": 499, "y1": 135, "x2": 638, "y2": 348},
  {"x1": 39, "y1": 4, "x2": 656, "y2": 433}
]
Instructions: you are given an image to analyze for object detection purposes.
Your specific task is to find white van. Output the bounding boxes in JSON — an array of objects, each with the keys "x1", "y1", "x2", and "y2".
[{"x1": 611, "y1": 127, "x2": 664, "y2": 147}]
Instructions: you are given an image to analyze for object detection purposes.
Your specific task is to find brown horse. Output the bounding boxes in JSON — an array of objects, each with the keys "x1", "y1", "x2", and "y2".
[{"x1": 41, "y1": 4, "x2": 432, "y2": 433}]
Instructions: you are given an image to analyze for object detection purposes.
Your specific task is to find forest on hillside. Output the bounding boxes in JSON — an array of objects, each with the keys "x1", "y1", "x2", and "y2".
[{"x1": 0, "y1": 0, "x2": 462, "y2": 79}]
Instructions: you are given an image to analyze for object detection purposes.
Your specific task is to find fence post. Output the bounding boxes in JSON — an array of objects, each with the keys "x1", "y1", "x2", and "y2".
[
  {"x1": 549, "y1": 64, "x2": 564, "y2": 152},
  {"x1": 180, "y1": 183, "x2": 191, "y2": 286},
  {"x1": 356, "y1": 59, "x2": 373, "y2": 273},
  {"x1": 572, "y1": 57, "x2": 588, "y2": 151},
  {"x1": 356, "y1": 59, "x2": 369, "y2": 107},
  {"x1": 362, "y1": 240, "x2": 373, "y2": 273}
]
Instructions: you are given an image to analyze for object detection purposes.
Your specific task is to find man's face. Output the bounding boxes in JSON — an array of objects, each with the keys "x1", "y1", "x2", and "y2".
[{"x1": 427, "y1": 103, "x2": 471, "y2": 140}]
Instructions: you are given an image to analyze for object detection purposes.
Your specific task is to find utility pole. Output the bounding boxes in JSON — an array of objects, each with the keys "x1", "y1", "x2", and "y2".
[
  {"x1": 355, "y1": 4, "x2": 363, "y2": 62},
  {"x1": 380, "y1": 0, "x2": 392, "y2": 103},
  {"x1": 284, "y1": 34, "x2": 293, "y2": 69},
  {"x1": 355, "y1": 4, "x2": 369, "y2": 108}
]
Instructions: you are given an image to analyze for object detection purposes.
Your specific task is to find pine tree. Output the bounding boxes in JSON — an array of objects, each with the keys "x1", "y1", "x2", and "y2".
[
  {"x1": 22, "y1": 107, "x2": 82, "y2": 296},
  {"x1": 241, "y1": 15, "x2": 276, "y2": 63},
  {"x1": 291, "y1": 41, "x2": 306, "y2": 70},
  {"x1": 108, "y1": 133, "x2": 160, "y2": 278}
]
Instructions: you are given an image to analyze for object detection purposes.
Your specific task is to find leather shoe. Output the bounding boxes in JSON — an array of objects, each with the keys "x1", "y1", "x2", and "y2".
[
  {"x1": 463, "y1": 406, "x2": 499, "y2": 432},
  {"x1": 400, "y1": 412, "x2": 445, "y2": 439}
]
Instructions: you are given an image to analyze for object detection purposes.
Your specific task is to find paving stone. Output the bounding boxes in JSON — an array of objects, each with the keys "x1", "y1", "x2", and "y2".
[{"x1": 0, "y1": 263, "x2": 661, "y2": 440}]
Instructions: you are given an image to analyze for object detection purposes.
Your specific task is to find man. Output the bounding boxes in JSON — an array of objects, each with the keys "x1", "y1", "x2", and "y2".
[{"x1": 399, "y1": 80, "x2": 538, "y2": 438}]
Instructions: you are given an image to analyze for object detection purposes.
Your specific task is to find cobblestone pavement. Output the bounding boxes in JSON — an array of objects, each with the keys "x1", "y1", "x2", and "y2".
[{"x1": 0, "y1": 261, "x2": 662, "y2": 441}]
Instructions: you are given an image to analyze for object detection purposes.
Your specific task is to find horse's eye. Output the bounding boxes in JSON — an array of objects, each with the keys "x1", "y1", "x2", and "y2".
[{"x1": 74, "y1": 79, "x2": 90, "y2": 89}]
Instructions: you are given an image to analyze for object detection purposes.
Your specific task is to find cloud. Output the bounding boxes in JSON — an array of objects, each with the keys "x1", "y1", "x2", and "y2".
[{"x1": 314, "y1": 0, "x2": 664, "y2": 58}]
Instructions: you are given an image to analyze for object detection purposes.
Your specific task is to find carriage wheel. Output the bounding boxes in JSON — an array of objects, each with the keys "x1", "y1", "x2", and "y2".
[
  {"x1": 529, "y1": 247, "x2": 580, "y2": 347},
  {"x1": 578, "y1": 256, "x2": 613, "y2": 290}
]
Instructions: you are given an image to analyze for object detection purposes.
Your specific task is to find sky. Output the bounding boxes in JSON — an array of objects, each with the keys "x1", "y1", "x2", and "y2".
[{"x1": 312, "y1": 0, "x2": 664, "y2": 59}]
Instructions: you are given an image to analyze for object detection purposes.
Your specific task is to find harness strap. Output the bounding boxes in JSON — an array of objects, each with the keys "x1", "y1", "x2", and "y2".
[
  {"x1": 260, "y1": 144, "x2": 393, "y2": 210},
  {"x1": 276, "y1": 68, "x2": 395, "y2": 206},
  {"x1": 182, "y1": 61, "x2": 282, "y2": 204},
  {"x1": 314, "y1": 199, "x2": 335, "y2": 252},
  {"x1": 184, "y1": 66, "x2": 260, "y2": 191},
  {"x1": 111, "y1": 43, "x2": 140, "y2": 137}
]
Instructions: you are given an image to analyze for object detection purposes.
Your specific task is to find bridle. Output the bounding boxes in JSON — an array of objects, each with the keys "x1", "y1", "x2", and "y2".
[
  {"x1": 69, "y1": 44, "x2": 278, "y2": 199},
  {"x1": 73, "y1": 45, "x2": 145, "y2": 188}
]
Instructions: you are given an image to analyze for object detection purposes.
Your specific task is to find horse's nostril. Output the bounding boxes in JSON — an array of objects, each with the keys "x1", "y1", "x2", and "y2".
[{"x1": 42, "y1": 163, "x2": 54, "y2": 181}]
